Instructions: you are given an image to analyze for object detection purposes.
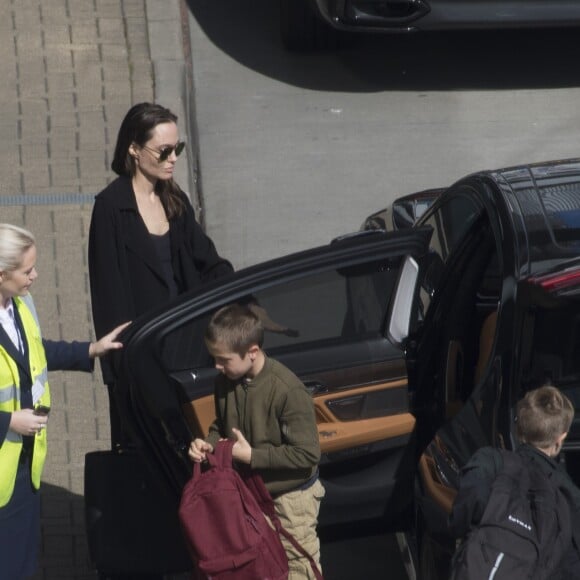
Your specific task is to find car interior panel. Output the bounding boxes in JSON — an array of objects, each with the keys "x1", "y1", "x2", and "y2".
[
  {"x1": 418, "y1": 453, "x2": 456, "y2": 515},
  {"x1": 318, "y1": 441, "x2": 417, "y2": 526},
  {"x1": 418, "y1": 220, "x2": 500, "y2": 434},
  {"x1": 411, "y1": 199, "x2": 505, "y2": 558},
  {"x1": 182, "y1": 380, "x2": 414, "y2": 455},
  {"x1": 171, "y1": 349, "x2": 419, "y2": 529}
]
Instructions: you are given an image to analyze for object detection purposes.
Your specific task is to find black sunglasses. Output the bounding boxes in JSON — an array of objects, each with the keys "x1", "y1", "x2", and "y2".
[{"x1": 142, "y1": 141, "x2": 186, "y2": 163}]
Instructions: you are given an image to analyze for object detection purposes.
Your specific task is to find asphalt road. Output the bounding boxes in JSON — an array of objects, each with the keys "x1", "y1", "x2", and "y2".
[
  {"x1": 187, "y1": 0, "x2": 580, "y2": 271},
  {"x1": 185, "y1": 3, "x2": 580, "y2": 577},
  {"x1": 320, "y1": 531, "x2": 409, "y2": 579}
]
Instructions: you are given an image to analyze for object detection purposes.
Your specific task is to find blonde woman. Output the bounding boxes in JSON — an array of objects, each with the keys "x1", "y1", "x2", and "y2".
[{"x1": 0, "y1": 223, "x2": 127, "y2": 578}]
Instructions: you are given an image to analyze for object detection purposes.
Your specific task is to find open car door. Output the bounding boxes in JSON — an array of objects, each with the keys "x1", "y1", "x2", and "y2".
[{"x1": 87, "y1": 227, "x2": 431, "y2": 575}]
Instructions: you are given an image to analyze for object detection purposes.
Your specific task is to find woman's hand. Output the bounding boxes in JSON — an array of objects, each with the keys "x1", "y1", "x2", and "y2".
[
  {"x1": 189, "y1": 438, "x2": 214, "y2": 463},
  {"x1": 88, "y1": 322, "x2": 131, "y2": 358},
  {"x1": 9, "y1": 409, "x2": 48, "y2": 436}
]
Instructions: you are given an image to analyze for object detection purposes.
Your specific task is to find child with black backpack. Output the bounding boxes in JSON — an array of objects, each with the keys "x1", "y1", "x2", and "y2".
[
  {"x1": 188, "y1": 304, "x2": 325, "y2": 579},
  {"x1": 449, "y1": 385, "x2": 580, "y2": 580}
]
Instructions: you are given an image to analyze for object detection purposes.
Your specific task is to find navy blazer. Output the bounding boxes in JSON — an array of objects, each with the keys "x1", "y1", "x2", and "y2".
[
  {"x1": 0, "y1": 303, "x2": 92, "y2": 445},
  {"x1": 88, "y1": 175, "x2": 233, "y2": 382}
]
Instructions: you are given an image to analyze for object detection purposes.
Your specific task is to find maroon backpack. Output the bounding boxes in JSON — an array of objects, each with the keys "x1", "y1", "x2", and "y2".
[{"x1": 179, "y1": 441, "x2": 322, "y2": 580}]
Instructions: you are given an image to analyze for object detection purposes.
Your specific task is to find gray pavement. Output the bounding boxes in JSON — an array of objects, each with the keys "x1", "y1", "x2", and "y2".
[
  {"x1": 187, "y1": 1, "x2": 580, "y2": 271},
  {"x1": 0, "y1": 0, "x2": 192, "y2": 577}
]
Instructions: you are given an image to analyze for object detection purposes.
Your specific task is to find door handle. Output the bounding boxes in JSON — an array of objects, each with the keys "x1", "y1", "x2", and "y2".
[{"x1": 303, "y1": 381, "x2": 328, "y2": 396}]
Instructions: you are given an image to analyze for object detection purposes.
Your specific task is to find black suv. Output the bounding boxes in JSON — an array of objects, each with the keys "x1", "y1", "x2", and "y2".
[{"x1": 85, "y1": 158, "x2": 580, "y2": 579}]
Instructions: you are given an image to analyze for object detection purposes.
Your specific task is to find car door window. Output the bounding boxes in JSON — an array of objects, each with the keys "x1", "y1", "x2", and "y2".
[
  {"x1": 159, "y1": 257, "x2": 401, "y2": 373},
  {"x1": 122, "y1": 229, "x2": 432, "y2": 528},
  {"x1": 520, "y1": 304, "x2": 580, "y2": 426},
  {"x1": 412, "y1": 193, "x2": 503, "y2": 464},
  {"x1": 261, "y1": 260, "x2": 399, "y2": 351},
  {"x1": 423, "y1": 192, "x2": 482, "y2": 261},
  {"x1": 418, "y1": 191, "x2": 483, "y2": 319}
]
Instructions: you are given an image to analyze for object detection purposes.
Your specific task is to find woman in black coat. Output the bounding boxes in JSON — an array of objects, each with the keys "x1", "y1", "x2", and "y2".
[{"x1": 88, "y1": 103, "x2": 233, "y2": 442}]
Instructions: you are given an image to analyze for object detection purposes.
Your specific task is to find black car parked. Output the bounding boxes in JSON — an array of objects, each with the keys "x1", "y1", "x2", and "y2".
[
  {"x1": 85, "y1": 158, "x2": 580, "y2": 578},
  {"x1": 281, "y1": 0, "x2": 580, "y2": 50}
]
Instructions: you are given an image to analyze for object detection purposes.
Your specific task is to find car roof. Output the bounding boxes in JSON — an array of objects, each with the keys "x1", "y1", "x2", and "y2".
[{"x1": 484, "y1": 158, "x2": 580, "y2": 274}]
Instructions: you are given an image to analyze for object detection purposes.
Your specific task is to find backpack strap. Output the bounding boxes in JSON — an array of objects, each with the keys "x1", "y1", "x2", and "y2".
[
  {"x1": 274, "y1": 518, "x2": 324, "y2": 580},
  {"x1": 210, "y1": 439, "x2": 235, "y2": 468},
  {"x1": 209, "y1": 441, "x2": 324, "y2": 580},
  {"x1": 192, "y1": 440, "x2": 235, "y2": 483},
  {"x1": 240, "y1": 464, "x2": 324, "y2": 580}
]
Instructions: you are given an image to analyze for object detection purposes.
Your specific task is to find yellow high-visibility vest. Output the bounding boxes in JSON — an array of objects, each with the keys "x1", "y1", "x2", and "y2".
[{"x1": 0, "y1": 295, "x2": 50, "y2": 507}]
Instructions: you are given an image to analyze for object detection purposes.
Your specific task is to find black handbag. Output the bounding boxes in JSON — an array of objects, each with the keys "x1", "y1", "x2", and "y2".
[{"x1": 84, "y1": 450, "x2": 191, "y2": 576}]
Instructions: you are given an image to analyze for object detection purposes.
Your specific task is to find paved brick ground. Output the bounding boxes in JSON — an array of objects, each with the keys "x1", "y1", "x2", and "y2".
[{"x1": 0, "y1": 0, "x2": 161, "y2": 577}]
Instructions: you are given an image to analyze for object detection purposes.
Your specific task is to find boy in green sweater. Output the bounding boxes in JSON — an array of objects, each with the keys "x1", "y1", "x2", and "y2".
[{"x1": 189, "y1": 304, "x2": 324, "y2": 579}]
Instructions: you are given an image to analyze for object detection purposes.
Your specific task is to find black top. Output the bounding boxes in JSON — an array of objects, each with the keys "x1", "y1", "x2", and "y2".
[{"x1": 150, "y1": 231, "x2": 178, "y2": 300}]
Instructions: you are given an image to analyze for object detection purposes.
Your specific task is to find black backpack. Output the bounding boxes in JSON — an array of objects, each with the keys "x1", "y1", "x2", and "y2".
[{"x1": 450, "y1": 450, "x2": 572, "y2": 580}]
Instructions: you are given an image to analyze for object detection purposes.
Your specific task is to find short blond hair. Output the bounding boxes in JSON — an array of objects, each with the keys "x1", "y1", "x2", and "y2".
[
  {"x1": 516, "y1": 385, "x2": 574, "y2": 448},
  {"x1": 0, "y1": 223, "x2": 35, "y2": 272}
]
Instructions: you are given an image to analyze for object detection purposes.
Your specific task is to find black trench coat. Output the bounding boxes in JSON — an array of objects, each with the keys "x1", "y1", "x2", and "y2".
[{"x1": 88, "y1": 175, "x2": 233, "y2": 383}]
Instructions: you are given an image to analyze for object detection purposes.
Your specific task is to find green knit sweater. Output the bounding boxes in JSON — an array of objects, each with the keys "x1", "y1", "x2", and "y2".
[{"x1": 205, "y1": 357, "x2": 321, "y2": 495}]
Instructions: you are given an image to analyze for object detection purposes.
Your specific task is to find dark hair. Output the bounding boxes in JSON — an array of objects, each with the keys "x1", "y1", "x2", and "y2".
[
  {"x1": 205, "y1": 304, "x2": 264, "y2": 356},
  {"x1": 111, "y1": 102, "x2": 185, "y2": 218},
  {"x1": 516, "y1": 385, "x2": 574, "y2": 448}
]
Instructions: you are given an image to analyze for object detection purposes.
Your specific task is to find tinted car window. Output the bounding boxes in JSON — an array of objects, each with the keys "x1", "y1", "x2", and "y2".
[
  {"x1": 418, "y1": 192, "x2": 483, "y2": 318},
  {"x1": 520, "y1": 302, "x2": 580, "y2": 442},
  {"x1": 522, "y1": 304, "x2": 580, "y2": 390},
  {"x1": 422, "y1": 193, "x2": 482, "y2": 261},
  {"x1": 159, "y1": 258, "x2": 402, "y2": 372}
]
